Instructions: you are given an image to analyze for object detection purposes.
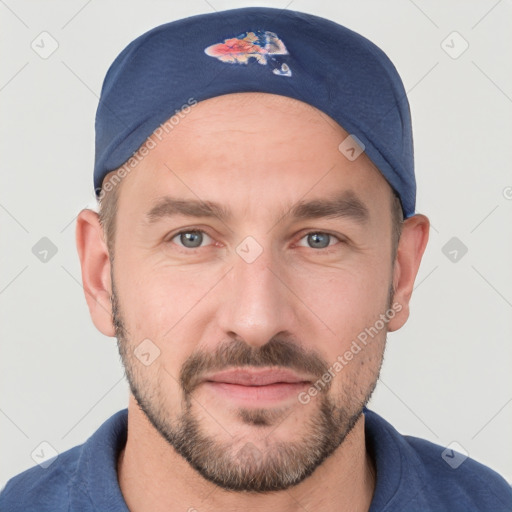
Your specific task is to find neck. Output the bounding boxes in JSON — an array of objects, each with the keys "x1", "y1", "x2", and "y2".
[{"x1": 118, "y1": 396, "x2": 376, "y2": 512}]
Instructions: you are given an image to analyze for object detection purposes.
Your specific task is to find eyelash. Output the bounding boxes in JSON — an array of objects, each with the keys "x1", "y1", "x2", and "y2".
[{"x1": 168, "y1": 229, "x2": 344, "y2": 251}]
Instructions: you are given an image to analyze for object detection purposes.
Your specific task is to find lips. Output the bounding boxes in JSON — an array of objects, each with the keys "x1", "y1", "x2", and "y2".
[
  {"x1": 204, "y1": 367, "x2": 313, "y2": 387},
  {"x1": 200, "y1": 368, "x2": 315, "y2": 404}
]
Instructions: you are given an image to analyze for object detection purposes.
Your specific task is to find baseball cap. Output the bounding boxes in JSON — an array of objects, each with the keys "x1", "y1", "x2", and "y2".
[{"x1": 94, "y1": 6, "x2": 416, "y2": 217}]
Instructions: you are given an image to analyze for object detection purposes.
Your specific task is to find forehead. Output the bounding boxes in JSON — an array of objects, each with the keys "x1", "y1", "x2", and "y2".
[{"x1": 113, "y1": 92, "x2": 393, "y2": 220}]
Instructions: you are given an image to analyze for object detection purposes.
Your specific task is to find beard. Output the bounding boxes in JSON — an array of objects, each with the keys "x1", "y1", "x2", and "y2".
[{"x1": 112, "y1": 278, "x2": 387, "y2": 493}]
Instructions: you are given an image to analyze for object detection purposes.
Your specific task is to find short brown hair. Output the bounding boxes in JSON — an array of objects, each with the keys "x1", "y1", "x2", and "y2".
[{"x1": 98, "y1": 180, "x2": 121, "y2": 259}]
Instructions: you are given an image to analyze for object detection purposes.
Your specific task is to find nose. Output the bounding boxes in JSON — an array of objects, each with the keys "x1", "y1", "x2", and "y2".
[{"x1": 216, "y1": 246, "x2": 297, "y2": 348}]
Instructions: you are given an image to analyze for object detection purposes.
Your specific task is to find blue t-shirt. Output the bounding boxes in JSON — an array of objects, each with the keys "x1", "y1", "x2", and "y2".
[{"x1": 1, "y1": 408, "x2": 511, "y2": 511}]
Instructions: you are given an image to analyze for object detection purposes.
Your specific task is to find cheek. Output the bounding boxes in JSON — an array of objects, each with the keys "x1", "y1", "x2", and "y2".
[
  {"x1": 289, "y1": 261, "x2": 392, "y2": 329},
  {"x1": 114, "y1": 259, "x2": 224, "y2": 357},
  {"x1": 117, "y1": 253, "x2": 183, "y2": 320},
  {"x1": 285, "y1": 261, "x2": 392, "y2": 384}
]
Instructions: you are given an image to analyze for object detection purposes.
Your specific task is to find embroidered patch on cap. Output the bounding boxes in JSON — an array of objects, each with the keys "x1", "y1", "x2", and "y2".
[{"x1": 204, "y1": 30, "x2": 292, "y2": 77}]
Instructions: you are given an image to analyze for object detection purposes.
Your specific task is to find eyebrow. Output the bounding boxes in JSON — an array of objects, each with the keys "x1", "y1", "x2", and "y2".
[
  {"x1": 144, "y1": 191, "x2": 369, "y2": 225},
  {"x1": 289, "y1": 191, "x2": 369, "y2": 224},
  {"x1": 145, "y1": 198, "x2": 232, "y2": 224}
]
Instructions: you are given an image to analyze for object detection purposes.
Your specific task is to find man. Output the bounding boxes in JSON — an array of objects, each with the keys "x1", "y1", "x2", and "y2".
[{"x1": 1, "y1": 6, "x2": 511, "y2": 512}]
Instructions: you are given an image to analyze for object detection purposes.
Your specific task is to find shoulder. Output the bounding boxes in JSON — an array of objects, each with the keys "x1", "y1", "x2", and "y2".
[
  {"x1": 0, "y1": 409, "x2": 128, "y2": 512},
  {"x1": 0, "y1": 444, "x2": 82, "y2": 512},
  {"x1": 364, "y1": 408, "x2": 512, "y2": 511},
  {"x1": 404, "y1": 434, "x2": 512, "y2": 509}
]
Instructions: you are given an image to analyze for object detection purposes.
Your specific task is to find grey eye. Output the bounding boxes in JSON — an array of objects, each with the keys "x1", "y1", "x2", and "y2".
[
  {"x1": 306, "y1": 232, "x2": 331, "y2": 249},
  {"x1": 173, "y1": 230, "x2": 212, "y2": 248},
  {"x1": 296, "y1": 232, "x2": 338, "y2": 249}
]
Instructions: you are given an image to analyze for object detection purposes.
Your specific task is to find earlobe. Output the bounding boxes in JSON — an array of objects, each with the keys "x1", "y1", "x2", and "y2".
[
  {"x1": 387, "y1": 214, "x2": 430, "y2": 332},
  {"x1": 75, "y1": 208, "x2": 115, "y2": 337}
]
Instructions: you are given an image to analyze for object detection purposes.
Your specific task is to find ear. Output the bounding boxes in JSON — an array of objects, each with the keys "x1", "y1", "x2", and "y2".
[
  {"x1": 387, "y1": 214, "x2": 430, "y2": 332},
  {"x1": 75, "y1": 208, "x2": 115, "y2": 337}
]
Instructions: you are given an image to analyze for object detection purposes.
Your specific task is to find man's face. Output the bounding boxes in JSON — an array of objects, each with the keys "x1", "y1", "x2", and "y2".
[{"x1": 110, "y1": 93, "x2": 398, "y2": 492}]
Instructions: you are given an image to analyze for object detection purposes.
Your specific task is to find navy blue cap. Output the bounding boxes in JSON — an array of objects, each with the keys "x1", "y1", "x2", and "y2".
[{"x1": 94, "y1": 7, "x2": 415, "y2": 217}]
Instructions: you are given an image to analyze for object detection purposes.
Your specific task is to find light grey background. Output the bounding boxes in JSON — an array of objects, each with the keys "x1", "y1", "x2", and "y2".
[{"x1": 1, "y1": 0, "x2": 511, "y2": 488}]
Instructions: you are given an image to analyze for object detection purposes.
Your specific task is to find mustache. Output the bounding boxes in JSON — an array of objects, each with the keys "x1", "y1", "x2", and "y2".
[{"x1": 180, "y1": 337, "x2": 330, "y2": 395}]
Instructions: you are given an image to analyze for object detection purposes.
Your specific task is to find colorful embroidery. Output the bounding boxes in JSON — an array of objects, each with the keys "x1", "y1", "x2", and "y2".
[{"x1": 204, "y1": 30, "x2": 292, "y2": 77}]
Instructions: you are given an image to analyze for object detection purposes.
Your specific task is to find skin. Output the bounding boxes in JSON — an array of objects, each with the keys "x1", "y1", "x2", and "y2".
[{"x1": 76, "y1": 92, "x2": 429, "y2": 512}]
